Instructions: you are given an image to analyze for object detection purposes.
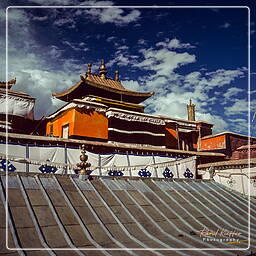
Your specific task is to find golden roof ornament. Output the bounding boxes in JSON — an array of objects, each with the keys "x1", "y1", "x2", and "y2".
[
  {"x1": 115, "y1": 70, "x2": 119, "y2": 81},
  {"x1": 99, "y1": 59, "x2": 107, "y2": 79},
  {"x1": 0, "y1": 77, "x2": 16, "y2": 89},
  {"x1": 87, "y1": 63, "x2": 92, "y2": 74},
  {"x1": 77, "y1": 144, "x2": 91, "y2": 177}
]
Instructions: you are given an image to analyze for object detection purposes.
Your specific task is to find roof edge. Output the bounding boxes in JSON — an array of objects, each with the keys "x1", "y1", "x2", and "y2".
[{"x1": 52, "y1": 79, "x2": 154, "y2": 99}]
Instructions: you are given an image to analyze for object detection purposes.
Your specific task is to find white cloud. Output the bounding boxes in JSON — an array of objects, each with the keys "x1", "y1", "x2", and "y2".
[
  {"x1": 31, "y1": 15, "x2": 48, "y2": 21},
  {"x1": 53, "y1": 17, "x2": 76, "y2": 28},
  {"x1": 223, "y1": 87, "x2": 244, "y2": 99},
  {"x1": 219, "y1": 22, "x2": 231, "y2": 29},
  {"x1": 224, "y1": 99, "x2": 255, "y2": 116},
  {"x1": 137, "y1": 39, "x2": 146, "y2": 45},
  {"x1": 27, "y1": 0, "x2": 78, "y2": 5},
  {"x1": 48, "y1": 45, "x2": 64, "y2": 58},
  {"x1": 202, "y1": 68, "x2": 246, "y2": 90},
  {"x1": 84, "y1": 8, "x2": 141, "y2": 25},
  {"x1": 122, "y1": 80, "x2": 141, "y2": 92},
  {"x1": 106, "y1": 36, "x2": 116, "y2": 42},
  {"x1": 197, "y1": 113, "x2": 228, "y2": 132},
  {"x1": 79, "y1": 0, "x2": 114, "y2": 6},
  {"x1": 107, "y1": 53, "x2": 132, "y2": 67},
  {"x1": 62, "y1": 40, "x2": 89, "y2": 51},
  {"x1": 0, "y1": 9, "x2": 83, "y2": 119},
  {"x1": 117, "y1": 38, "x2": 247, "y2": 133},
  {"x1": 26, "y1": 2, "x2": 136, "y2": 29},
  {"x1": 156, "y1": 38, "x2": 196, "y2": 49},
  {"x1": 136, "y1": 48, "x2": 196, "y2": 77},
  {"x1": 107, "y1": 48, "x2": 139, "y2": 67},
  {"x1": 117, "y1": 45, "x2": 129, "y2": 51},
  {"x1": 181, "y1": 68, "x2": 246, "y2": 93}
]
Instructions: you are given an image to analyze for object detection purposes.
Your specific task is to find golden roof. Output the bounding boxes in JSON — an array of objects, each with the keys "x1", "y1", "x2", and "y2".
[
  {"x1": 87, "y1": 73, "x2": 125, "y2": 90},
  {"x1": 53, "y1": 62, "x2": 154, "y2": 104}
]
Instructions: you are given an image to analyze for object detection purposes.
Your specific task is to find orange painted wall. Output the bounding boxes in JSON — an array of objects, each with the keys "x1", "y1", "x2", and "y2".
[
  {"x1": 46, "y1": 108, "x2": 108, "y2": 140},
  {"x1": 46, "y1": 109, "x2": 76, "y2": 137},
  {"x1": 73, "y1": 108, "x2": 108, "y2": 139},
  {"x1": 165, "y1": 123, "x2": 178, "y2": 149},
  {"x1": 201, "y1": 135, "x2": 226, "y2": 151}
]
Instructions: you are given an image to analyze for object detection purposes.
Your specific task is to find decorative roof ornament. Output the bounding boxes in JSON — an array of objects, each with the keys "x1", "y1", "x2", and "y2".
[
  {"x1": 80, "y1": 74, "x2": 85, "y2": 81},
  {"x1": 115, "y1": 70, "x2": 119, "y2": 81},
  {"x1": 99, "y1": 59, "x2": 107, "y2": 79},
  {"x1": 187, "y1": 99, "x2": 195, "y2": 121},
  {"x1": 0, "y1": 77, "x2": 16, "y2": 89},
  {"x1": 86, "y1": 63, "x2": 92, "y2": 76},
  {"x1": 77, "y1": 144, "x2": 91, "y2": 178}
]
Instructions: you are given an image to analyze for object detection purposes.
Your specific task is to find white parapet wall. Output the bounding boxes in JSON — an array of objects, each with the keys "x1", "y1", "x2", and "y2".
[
  {"x1": 198, "y1": 159, "x2": 256, "y2": 197},
  {"x1": 0, "y1": 142, "x2": 197, "y2": 179}
]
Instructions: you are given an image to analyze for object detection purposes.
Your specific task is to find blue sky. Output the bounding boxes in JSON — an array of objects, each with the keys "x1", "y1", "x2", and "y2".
[{"x1": 0, "y1": 0, "x2": 255, "y2": 135}]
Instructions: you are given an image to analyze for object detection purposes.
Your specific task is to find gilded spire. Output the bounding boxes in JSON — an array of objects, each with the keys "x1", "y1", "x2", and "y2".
[
  {"x1": 187, "y1": 99, "x2": 195, "y2": 121},
  {"x1": 88, "y1": 63, "x2": 91, "y2": 74},
  {"x1": 77, "y1": 144, "x2": 91, "y2": 176},
  {"x1": 85, "y1": 63, "x2": 92, "y2": 77},
  {"x1": 115, "y1": 70, "x2": 119, "y2": 81},
  {"x1": 99, "y1": 59, "x2": 107, "y2": 79}
]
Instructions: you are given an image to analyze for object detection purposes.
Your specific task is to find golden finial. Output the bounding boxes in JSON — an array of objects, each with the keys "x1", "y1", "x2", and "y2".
[
  {"x1": 100, "y1": 59, "x2": 105, "y2": 69},
  {"x1": 115, "y1": 70, "x2": 119, "y2": 81},
  {"x1": 76, "y1": 144, "x2": 91, "y2": 176},
  {"x1": 85, "y1": 63, "x2": 92, "y2": 77},
  {"x1": 88, "y1": 63, "x2": 91, "y2": 74},
  {"x1": 99, "y1": 59, "x2": 107, "y2": 79}
]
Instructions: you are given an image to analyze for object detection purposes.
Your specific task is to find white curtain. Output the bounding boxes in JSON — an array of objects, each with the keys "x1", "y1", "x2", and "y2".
[
  {"x1": 176, "y1": 156, "x2": 196, "y2": 179},
  {"x1": 29, "y1": 146, "x2": 65, "y2": 173},
  {"x1": 0, "y1": 143, "x2": 26, "y2": 172},
  {"x1": 154, "y1": 155, "x2": 177, "y2": 178},
  {"x1": 67, "y1": 148, "x2": 99, "y2": 174},
  {"x1": 0, "y1": 94, "x2": 35, "y2": 120},
  {"x1": 0, "y1": 142, "x2": 197, "y2": 179}
]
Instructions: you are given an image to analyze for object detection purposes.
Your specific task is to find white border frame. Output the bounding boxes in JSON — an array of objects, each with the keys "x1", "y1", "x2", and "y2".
[{"x1": 5, "y1": 5, "x2": 251, "y2": 252}]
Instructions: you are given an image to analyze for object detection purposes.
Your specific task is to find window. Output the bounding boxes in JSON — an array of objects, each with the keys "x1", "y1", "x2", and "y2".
[
  {"x1": 49, "y1": 124, "x2": 53, "y2": 135},
  {"x1": 62, "y1": 124, "x2": 69, "y2": 139}
]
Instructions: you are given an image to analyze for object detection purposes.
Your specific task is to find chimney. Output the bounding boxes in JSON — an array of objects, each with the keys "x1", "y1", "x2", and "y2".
[{"x1": 187, "y1": 99, "x2": 195, "y2": 121}]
